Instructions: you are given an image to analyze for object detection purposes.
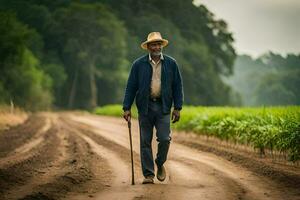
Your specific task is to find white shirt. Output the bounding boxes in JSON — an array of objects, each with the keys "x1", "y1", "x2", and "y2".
[{"x1": 149, "y1": 54, "x2": 164, "y2": 98}]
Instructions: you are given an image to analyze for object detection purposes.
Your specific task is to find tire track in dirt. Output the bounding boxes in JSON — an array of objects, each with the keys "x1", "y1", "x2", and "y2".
[
  {"x1": 0, "y1": 117, "x2": 51, "y2": 168},
  {"x1": 170, "y1": 142, "x2": 295, "y2": 200},
  {"x1": 72, "y1": 117, "x2": 250, "y2": 199},
  {"x1": 167, "y1": 160, "x2": 243, "y2": 200},
  {"x1": 0, "y1": 114, "x2": 70, "y2": 199},
  {"x1": 65, "y1": 116, "x2": 200, "y2": 200},
  {"x1": 61, "y1": 116, "x2": 147, "y2": 200},
  {"x1": 0, "y1": 116, "x2": 63, "y2": 199},
  {"x1": 73, "y1": 134, "x2": 141, "y2": 200},
  {"x1": 1, "y1": 112, "x2": 298, "y2": 200},
  {"x1": 69, "y1": 113, "x2": 298, "y2": 200},
  {"x1": 16, "y1": 116, "x2": 112, "y2": 200},
  {"x1": 175, "y1": 134, "x2": 300, "y2": 192},
  {"x1": 0, "y1": 114, "x2": 46, "y2": 158},
  {"x1": 68, "y1": 114, "x2": 139, "y2": 153},
  {"x1": 67, "y1": 114, "x2": 248, "y2": 199},
  {"x1": 61, "y1": 117, "x2": 131, "y2": 186},
  {"x1": 63, "y1": 115, "x2": 192, "y2": 200},
  {"x1": 0, "y1": 114, "x2": 111, "y2": 200},
  {"x1": 80, "y1": 135, "x2": 129, "y2": 186}
]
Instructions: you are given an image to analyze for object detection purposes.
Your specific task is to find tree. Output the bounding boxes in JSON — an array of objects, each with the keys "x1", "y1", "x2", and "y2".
[
  {"x1": 54, "y1": 3, "x2": 128, "y2": 109},
  {"x1": 100, "y1": 0, "x2": 237, "y2": 105},
  {"x1": 255, "y1": 70, "x2": 300, "y2": 105},
  {"x1": 226, "y1": 52, "x2": 300, "y2": 106},
  {"x1": 0, "y1": 12, "x2": 52, "y2": 110},
  {"x1": 0, "y1": 0, "x2": 68, "y2": 108},
  {"x1": 1, "y1": 0, "x2": 240, "y2": 108}
]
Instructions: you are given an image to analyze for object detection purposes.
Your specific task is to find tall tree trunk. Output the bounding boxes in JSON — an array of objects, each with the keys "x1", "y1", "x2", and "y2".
[
  {"x1": 89, "y1": 63, "x2": 97, "y2": 109},
  {"x1": 68, "y1": 66, "x2": 78, "y2": 108}
]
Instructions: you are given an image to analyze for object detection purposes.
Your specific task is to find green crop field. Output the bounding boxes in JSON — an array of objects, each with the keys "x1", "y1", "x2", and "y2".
[{"x1": 94, "y1": 105, "x2": 300, "y2": 162}]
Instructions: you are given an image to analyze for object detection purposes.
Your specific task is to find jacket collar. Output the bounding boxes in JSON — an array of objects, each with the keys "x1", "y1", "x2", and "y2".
[{"x1": 141, "y1": 54, "x2": 165, "y2": 63}]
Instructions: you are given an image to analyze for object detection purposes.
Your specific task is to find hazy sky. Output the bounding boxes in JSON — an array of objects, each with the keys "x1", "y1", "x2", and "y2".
[{"x1": 194, "y1": 0, "x2": 300, "y2": 58}]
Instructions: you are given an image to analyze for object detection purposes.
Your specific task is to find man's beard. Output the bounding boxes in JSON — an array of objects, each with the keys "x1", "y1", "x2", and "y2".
[{"x1": 151, "y1": 50, "x2": 162, "y2": 56}]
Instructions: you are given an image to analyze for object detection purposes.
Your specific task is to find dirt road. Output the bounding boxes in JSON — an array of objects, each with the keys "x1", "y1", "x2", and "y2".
[{"x1": 0, "y1": 112, "x2": 299, "y2": 200}]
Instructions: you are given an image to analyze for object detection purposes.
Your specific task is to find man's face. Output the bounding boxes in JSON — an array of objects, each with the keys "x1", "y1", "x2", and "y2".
[{"x1": 147, "y1": 41, "x2": 163, "y2": 56}]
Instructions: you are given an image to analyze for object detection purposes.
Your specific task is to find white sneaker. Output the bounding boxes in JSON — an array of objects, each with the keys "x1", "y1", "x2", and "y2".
[{"x1": 142, "y1": 176, "x2": 154, "y2": 184}]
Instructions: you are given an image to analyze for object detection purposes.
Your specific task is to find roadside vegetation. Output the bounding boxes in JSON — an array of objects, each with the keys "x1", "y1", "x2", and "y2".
[
  {"x1": 0, "y1": 105, "x2": 27, "y2": 130},
  {"x1": 94, "y1": 105, "x2": 300, "y2": 162}
]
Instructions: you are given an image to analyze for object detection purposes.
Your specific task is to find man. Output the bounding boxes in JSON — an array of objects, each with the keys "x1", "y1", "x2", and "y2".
[{"x1": 123, "y1": 32, "x2": 183, "y2": 184}]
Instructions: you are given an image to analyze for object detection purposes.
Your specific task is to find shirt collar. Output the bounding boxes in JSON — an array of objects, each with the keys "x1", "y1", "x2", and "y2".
[{"x1": 148, "y1": 53, "x2": 164, "y2": 63}]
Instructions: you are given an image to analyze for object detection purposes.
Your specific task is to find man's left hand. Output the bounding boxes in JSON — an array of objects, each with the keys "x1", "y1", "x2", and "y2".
[{"x1": 171, "y1": 109, "x2": 180, "y2": 123}]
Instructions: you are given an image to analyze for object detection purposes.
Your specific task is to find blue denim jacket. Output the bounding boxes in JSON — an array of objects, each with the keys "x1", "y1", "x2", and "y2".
[{"x1": 123, "y1": 54, "x2": 183, "y2": 115}]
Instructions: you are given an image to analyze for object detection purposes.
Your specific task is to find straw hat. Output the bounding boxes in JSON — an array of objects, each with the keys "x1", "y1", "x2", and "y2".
[{"x1": 141, "y1": 32, "x2": 169, "y2": 50}]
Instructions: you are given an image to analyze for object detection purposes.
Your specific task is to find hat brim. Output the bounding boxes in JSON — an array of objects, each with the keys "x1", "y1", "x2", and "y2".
[{"x1": 141, "y1": 39, "x2": 169, "y2": 50}]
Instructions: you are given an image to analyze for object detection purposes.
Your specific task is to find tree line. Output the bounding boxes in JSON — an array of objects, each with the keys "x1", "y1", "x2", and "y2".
[
  {"x1": 225, "y1": 52, "x2": 300, "y2": 106},
  {"x1": 1, "y1": 0, "x2": 238, "y2": 110}
]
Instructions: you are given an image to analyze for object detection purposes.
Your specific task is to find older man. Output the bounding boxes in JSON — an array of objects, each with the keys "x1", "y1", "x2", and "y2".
[{"x1": 123, "y1": 32, "x2": 184, "y2": 184}]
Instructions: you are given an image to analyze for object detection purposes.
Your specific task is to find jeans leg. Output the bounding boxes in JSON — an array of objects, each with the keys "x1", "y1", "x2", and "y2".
[
  {"x1": 138, "y1": 113, "x2": 155, "y2": 177},
  {"x1": 154, "y1": 110, "x2": 171, "y2": 167}
]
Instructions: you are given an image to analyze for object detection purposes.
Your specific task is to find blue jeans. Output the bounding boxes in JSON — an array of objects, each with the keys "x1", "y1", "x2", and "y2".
[{"x1": 138, "y1": 100, "x2": 171, "y2": 178}]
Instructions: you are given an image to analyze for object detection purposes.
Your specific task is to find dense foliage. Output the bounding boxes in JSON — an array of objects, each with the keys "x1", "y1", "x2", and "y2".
[
  {"x1": 94, "y1": 105, "x2": 300, "y2": 162},
  {"x1": 225, "y1": 53, "x2": 300, "y2": 106},
  {"x1": 1, "y1": 1, "x2": 298, "y2": 110},
  {"x1": 0, "y1": 12, "x2": 53, "y2": 110},
  {"x1": 94, "y1": 104, "x2": 138, "y2": 118},
  {"x1": 0, "y1": 0, "x2": 237, "y2": 110}
]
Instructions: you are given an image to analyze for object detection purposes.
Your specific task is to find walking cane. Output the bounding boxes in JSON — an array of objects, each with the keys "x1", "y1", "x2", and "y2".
[{"x1": 127, "y1": 119, "x2": 135, "y2": 185}]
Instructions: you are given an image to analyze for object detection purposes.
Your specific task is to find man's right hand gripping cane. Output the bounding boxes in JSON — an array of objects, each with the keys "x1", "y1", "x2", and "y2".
[{"x1": 123, "y1": 110, "x2": 131, "y2": 122}]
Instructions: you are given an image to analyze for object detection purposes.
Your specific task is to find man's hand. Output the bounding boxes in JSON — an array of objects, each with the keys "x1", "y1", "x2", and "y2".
[
  {"x1": 123, "y1": 110, "x2": 131, "y2": 122},
  {"x1": 171, "y1": 109, "x2": 180, "y2": 123}
]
